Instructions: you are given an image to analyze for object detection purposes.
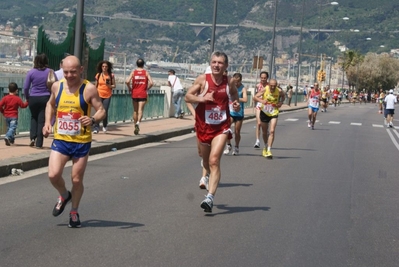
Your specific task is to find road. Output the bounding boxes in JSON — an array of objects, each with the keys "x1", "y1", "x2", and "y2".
[{"x1": 1, "y1": 104, "x2": 398, "y2": 267}]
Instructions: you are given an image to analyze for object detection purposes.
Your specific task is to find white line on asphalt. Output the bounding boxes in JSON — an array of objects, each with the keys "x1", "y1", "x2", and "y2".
[
  {"x1": 350, "y1": 123, "x2": 362, "y2": 126},
  {"x1": 328, "y1": 121, "x2": 341, "y2": 124},
  {"x1": 388, "y1": 129, "x2": 399, "y2": 151},
  {"x1": 372, "y1": 124, "x2": 384, "y2": 128},
  {"x1": 285, "y1": 118, "x2": 298, "y2": 121}
]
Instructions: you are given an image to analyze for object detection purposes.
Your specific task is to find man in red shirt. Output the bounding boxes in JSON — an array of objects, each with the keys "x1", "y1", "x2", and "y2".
[
  {"x1": 0, "y1": 82, "x2": 29, "y2": 145},
  {"x1": 332, "y1": 88, "x2": 340, "y2": 107},
  {"x1": 185, "y1": 51, "x2": 240, "y2": 213},
  {"x1": 126, "y1": 58, "x2": 154, "y2": 135}
]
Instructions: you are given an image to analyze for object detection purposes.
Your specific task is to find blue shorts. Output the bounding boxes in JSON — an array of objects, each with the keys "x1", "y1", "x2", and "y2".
[
  {"x1": 51, "y1": 139, "x2": 91, "y2": 158},
  {"x1": 308, "y1": 106, "x2": 319, "y2": 113},
  {"x1": 231, "y1": 115, "x2": 244, "y2": 122}
]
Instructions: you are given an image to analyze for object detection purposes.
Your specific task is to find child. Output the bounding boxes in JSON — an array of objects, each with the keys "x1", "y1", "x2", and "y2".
[{"x1": 0, "y1": 82, "x2": 29, "y2": 146}]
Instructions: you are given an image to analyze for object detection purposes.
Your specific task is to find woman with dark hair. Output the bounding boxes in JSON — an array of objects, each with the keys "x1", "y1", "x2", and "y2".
[
  {"x1": 23, "y1": 53, "x2": 54, "y2": 148},
  {"x1": 94, "y1": 60, "x2": 115, "y2": 133}
]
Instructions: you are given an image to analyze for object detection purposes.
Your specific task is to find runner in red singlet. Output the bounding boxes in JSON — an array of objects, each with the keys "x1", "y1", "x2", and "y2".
[
  {"x1": 126, "y1": 58, "x2": 153, "y2": 135},
  {"x1": 185, "y1": 51, "x2": 240, "y2": 213}
]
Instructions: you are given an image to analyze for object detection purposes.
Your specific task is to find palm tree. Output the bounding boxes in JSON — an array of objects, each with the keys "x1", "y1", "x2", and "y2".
[{"x1": 340, "y1": 50, "x2": 364, "y2": 90}]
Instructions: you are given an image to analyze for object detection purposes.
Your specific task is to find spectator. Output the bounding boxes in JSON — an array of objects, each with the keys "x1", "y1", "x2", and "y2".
[
  {"x1": 168, "y1": 69, "x2": 184, "y2": 118},
  {"x1": 94, "y1": 60, "x2": 115, "y2": 133},
  {"x1": 23, "y1": 53, "x2": 53, "y2": 148},
  {"x1": 0, "y1": 82, "x2": 29, "y2": 146}
]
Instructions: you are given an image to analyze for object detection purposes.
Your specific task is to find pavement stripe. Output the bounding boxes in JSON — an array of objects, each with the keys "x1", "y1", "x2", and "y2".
[
  {"x1": 350, "y1": 123, "x2": 362, "y2": 126},
  {"x1": 372, "y1": 124, "x2": 384, "y2": 128},
  {"x1": 328, "y1": 121, "x2": 341, "y2": 124},
  {"x1": 285, "y1": 118, "x2": 298, "y2": 121}
]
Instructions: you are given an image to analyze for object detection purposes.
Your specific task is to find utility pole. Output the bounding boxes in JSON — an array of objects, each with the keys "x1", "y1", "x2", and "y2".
[
  {"x1": 269, "y1": 0, "x2": 278, "y2": 78},
  {"x1": 210, "y1": 0, "x2": 218, "y2": 54},
  {"x1": 74, "y1": 0, "x2": 84, "y2": 62},
  {"x1": 294, "y1": 0, "x2": 305, "y2": 106}
]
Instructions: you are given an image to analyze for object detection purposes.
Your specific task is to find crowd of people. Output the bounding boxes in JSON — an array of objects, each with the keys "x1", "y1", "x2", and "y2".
[{"x1": 1, "y1": 51, "x2": 397, "y2": 223}]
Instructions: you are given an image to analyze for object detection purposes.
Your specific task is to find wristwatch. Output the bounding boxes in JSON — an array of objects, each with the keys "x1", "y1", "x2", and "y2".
[{"x1": 91, "y1": 117, "x2": 96, "y2": 126}]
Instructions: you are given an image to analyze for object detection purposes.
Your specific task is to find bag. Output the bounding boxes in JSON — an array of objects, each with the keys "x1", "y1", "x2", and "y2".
[{"x1": 47, "y1": 69, "x2": 56, "y2": 91}]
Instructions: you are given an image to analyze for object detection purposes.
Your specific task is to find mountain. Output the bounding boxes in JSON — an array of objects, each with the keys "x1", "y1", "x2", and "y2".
[{"x1": 1, "y1": 0, "x2": 398, "y2": 70}]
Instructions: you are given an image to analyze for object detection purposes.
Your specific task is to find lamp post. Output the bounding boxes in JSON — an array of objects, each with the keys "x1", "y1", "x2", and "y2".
[
  {"x1": 314, "y1": 1, "x2": 339, "y2": 82},
  {"x1": 269, "y1": 0, "x2": 278, "y2": 78},
  {"x1": 294, "y1": 0, "x2": 305, "y2": 106},
  {"x1": 210, "y1": 0, "x2": 218, "y2": 54}
]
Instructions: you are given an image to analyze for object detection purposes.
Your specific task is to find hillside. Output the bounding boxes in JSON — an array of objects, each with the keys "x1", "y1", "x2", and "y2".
[{"x1": 1, "y1": 0, "x2": 398, "y2": 68}]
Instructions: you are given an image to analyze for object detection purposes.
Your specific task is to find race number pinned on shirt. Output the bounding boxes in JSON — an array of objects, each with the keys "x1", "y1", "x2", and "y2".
[
  {"x1": 261, "y1": 103, "x2": 275, "y2": 116},
  {"x1": 309, "y1": 97, "x2": 319, "y2": 108},
  {"x1": 57, "y1": 111, "x2": 81, "y2": 135},
  {"x1": 205, "y1": 104, "x2": 227, "y2": 125}
]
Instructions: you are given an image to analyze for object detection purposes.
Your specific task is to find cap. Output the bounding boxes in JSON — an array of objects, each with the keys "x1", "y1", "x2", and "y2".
[
  {"x1": 389, "y1": 89, "x2": 394, "y2": 94},
  {"x1": 310, "y1": 85, "x2": 314, "y2": 88}
]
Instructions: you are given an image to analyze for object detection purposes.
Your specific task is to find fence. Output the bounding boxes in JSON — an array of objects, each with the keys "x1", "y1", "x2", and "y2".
[{"x1": 0, "y1": 84, "x2": 257, "y2": 135}]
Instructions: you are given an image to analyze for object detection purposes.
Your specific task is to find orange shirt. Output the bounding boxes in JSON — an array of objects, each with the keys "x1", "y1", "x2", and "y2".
[{"x1": 95, "y1": 73, "x2": 114, "y2": 98}]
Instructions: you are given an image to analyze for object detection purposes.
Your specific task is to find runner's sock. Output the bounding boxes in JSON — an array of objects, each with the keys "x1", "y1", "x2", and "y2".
[
  {"x1": 206, "y1": 193, "x2": 214, "y2": 201},
  {"x1": 61, "y1": 191, "x2": 69, "y2": 199}
]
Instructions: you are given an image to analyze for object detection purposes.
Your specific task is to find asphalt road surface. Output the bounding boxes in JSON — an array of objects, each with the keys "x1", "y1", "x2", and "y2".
[{"x1": 1, "y1": 103, "x2": 398, "y2": 267}]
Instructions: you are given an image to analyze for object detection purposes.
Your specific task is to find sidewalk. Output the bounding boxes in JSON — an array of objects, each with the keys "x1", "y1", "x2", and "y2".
[{"x1": 0, "y1": 102, "x2": 308, "y2": 178}]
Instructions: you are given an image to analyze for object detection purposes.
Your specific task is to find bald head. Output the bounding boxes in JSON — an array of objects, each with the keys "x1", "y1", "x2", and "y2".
[
  {"x1": 63, "y1": 55, "x2": 81, "y2": 67},
  {"x1": 62, "y1": 55, "x2": 83, "y2": 85},
  {"x1": 269, "y1": 79, "x2": 277, "y2": 86}
]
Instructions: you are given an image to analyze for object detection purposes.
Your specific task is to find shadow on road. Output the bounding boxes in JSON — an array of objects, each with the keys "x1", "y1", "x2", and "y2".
[
  {"x1": 58, "y1": 219, "x2": 145, "y2": 229},
  {"x1": 218, "y1": 183, "x2": 253, "y2": 188},
  {"x1": 206, "y1": 204, "x2": 270, "y2": 216}
]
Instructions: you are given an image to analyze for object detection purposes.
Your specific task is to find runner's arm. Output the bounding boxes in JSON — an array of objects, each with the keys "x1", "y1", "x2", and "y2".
[
  {"x1": 147, "y1": 72, "x2": 154, "y2": 90},
  {"x1": 82, "y1": 83, "x2": 106, "y2": 126}
]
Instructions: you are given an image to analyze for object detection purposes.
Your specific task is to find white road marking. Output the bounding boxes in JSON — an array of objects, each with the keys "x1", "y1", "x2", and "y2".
[
  {"x1": 372, "y1": 124, "x2": 384, "y2": 128},
  {"x1": 328, "y1": 121, "x2": 341, "y2": 124},
  {"x1": 285, "y1": 118, "x2": 298, "y2": 121},
  {"x1": 350, "y1": 123, "x2": 362, "y2": 126},
  {"x1": 388, "y1": 129, "x2": 399, "y2": 151}
]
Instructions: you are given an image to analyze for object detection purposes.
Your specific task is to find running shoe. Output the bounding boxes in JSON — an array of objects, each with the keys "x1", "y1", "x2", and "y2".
[
  {"x1": 68, "y1": 211, "x2": 81, "y2": 228},
  {"x1": 52, "y1": 191, "x2": 72, "y2": 217},
  {"x1": 199, "y1": 174, "x2": 209, "y2": 190},
  {"x1": 102, "y1": 127, "x2": 107, "y2": 133},
  {"x1": 232, "y1": 147, "x2": 239, "y2": 156},
  {"x1": 254, "y1": 141, "x2": 260, "y2": 148},
  {"x1": 134, "y1": 124, "x2": 140, "y2": 135},
  {"x1": 308, "y1": 122, "x2": 311, "y2": 128},
  {"x1": 4, "y1": 137, "x2": 10, "y2": 146},
  {"x1": 29, "y1": 139, "x2": 35, "y2": 147},
  {"x1": 265, "y1": 150, "x2": 273, "y2": 159},
  {"x1": 223, "y1": 144, "x2": 232, "y2": 155},
  {"x1": 389, "y1": 123, "x2": 393, "y2": 128},
  {"x1": 93, "y1": 129, "x2": 99, "y2": 134},
  {"x1": 311, "y1": 125, "x2": 314, "y2": 130},
  {"x1": 262, "y1": 148, "x2": 267, "y2": 157},
  {"x1": 200, "y1": 196, "x2": 213, "y2": 213}
]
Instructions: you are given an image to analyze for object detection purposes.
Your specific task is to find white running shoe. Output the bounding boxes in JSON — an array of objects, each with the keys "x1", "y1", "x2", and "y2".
[
  {"x1": 102, "y1": 127, "x2": 107, "y2": 133},
  {"x1": 254, "y1": 141, "x2": 260, "y2": 148},
  {"x1": 232, "y1": 147, "x2": 239, "y2": 155},
  {"x1": 308, "y1": 122, "x2": 311, "y2": 128},
  {"x1": 223, "y1": 145, "x2": 232, "y2": 155},
  {"x1": 199, "y1": 174, "x2": 209, "y2": 190}
]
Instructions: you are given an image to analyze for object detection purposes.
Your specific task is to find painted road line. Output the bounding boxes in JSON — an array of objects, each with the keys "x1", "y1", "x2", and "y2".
[
  {"x1": 328, "y1": 121, "x2": 341, "y2": 124},
  {"x1": 350, "y1": 123, "x2": 362, "y2": 126},
  {"x1": 372, "y1": 124, "x2": 384, "y2": 128},
  {"x1": 285, "y1": 118, "x2": 299, "y2": 121}
]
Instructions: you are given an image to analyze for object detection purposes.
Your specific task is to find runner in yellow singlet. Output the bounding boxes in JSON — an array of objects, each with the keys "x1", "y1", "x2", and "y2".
[
  {"x1": 43, "y1": 56, "x2": 105, "y2": 228},
  {"x1": 253, "y1": 79, "x2": 285, "y2": 159}
]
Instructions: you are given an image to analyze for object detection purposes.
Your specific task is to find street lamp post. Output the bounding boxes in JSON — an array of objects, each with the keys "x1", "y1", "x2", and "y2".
[
  {"x1": 294, "y1": 0, "x2": 305, "y2": 106},
  {"x1": 269, "y1": 0, "x2": 278, "y2": 78},
  {"x1": 314, "y1": 1, "x2": 339, "y2": 82},
  {"x1": 210, "y1": 0, "x2": 218, "y2": 54}
]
